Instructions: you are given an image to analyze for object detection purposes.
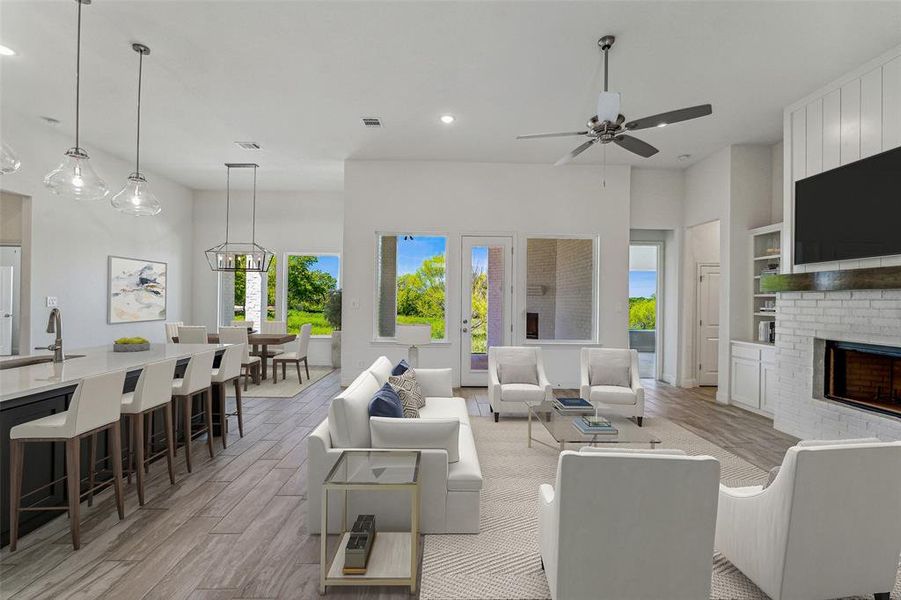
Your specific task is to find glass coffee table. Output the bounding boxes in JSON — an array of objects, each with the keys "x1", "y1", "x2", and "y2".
[
  {"x1": 527, "y1": 401, "x2": 661, "y2": 450},
  {"x1": 320, "y1": 450, "x2": 421, "y2": 594}
]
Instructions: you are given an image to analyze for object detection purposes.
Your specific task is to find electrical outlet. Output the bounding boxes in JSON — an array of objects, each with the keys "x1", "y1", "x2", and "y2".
[{"x1": 46, "y1": 296, "x2": 58, "y2": 308}]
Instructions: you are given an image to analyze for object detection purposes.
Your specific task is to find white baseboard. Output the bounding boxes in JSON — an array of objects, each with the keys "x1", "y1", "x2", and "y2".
[{"x1": 680, "y1": 378, "x2": 698, "y2": 388}]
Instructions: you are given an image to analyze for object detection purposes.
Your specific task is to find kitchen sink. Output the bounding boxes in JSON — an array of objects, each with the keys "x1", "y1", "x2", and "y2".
[{"x1": 0, "y1": 355, "x2": 86, "y2": 370}]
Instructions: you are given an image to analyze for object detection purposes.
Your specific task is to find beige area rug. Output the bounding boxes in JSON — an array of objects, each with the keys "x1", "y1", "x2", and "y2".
[
  {"x1": 226, "y1": 365, "x2": 333, "y2": 398},
  {"x1": 420, "y1": 416, "x2": 901, "y2": 600}
]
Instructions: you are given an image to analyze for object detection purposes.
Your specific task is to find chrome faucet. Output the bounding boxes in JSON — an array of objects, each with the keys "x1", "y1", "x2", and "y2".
[{"x1": 35, "y1": 308, "x2": 64, "y2": 363}]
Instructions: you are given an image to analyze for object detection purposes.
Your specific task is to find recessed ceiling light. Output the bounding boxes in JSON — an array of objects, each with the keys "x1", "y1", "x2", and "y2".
[
  {"x1": 440, "y1": 115, "x2": 455, "y2": 124},
  {"x1": 40, "y1": 116, "x2": 61, "y2": 127},
  {"x1": 0, "y1": 44, "x2": 16, "y2": 56},
  {"x1": 657, "y1": 122, "x2": 667, "y2": 128},
  {"x1": 678, "y1": 154, "x2": 692, "y2": 161}
]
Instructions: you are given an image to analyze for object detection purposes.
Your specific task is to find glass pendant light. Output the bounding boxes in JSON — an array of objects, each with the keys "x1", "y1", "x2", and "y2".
[
  {"x1": 43, "y1": 0, "x2": 108, "y2": 200},
  {"x1": 205, "y1": 163, "x2": 275, "y2": 273},
  {"x1": 111, "y1": 43, "x2": 161, "y2": 216},
  {"x1": 0, "y1": 141, "x2": 21, "y2": 175}
]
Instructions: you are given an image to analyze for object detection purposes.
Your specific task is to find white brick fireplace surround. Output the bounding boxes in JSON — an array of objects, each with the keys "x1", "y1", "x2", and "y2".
[{"x1": 774, "y1": 289, "x2": 901, "y2": 440}]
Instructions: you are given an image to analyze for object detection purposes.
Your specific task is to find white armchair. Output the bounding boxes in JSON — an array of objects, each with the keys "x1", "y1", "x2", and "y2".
[
  {"x1": 487, "y1": 346, "x2": 552, "y2": 422},
  {"x1": 579, "y1": 347, "x2": 644, "y2": 425},
  {"x1": 538, "y1": 447, "x2": 720, "y2": 600},
  {"x1": 715, "y1": 438, "x2": 901, "y2": 600}
]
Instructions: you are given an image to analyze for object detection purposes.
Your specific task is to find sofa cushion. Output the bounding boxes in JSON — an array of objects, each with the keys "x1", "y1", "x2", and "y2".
[
  {"x1": 796, "y1": 437, "x2": 881, "y2": 447},
  {"x1": 588, "y1": 385, "x2": 636, "y2": 405},
  {"x1": 368, "y1": 356, "x2": 394, "y2": 386},
  {"x1": 500, "y1": 363, "x2": 538, "y2": 385},
  {"x1": 418, "y1": 397, "x2": 471, "y2": 427},
  {"x1": 328, "y1": 371, "x2": 381, "y2": 448},
  {"x1": 368, "y1": 383, "x2": 404, "y2": 418},
  {"x1": 588, "y1": 353, "x2": 632, "y2": 387},
  {"x1": 447, "y1": 424, "x2": 483, "y2": 491},
  {"x1": 370, "y1": 417, "x2": 460, "y2": 463},
  {"x1": 500, "y1": 383, "x2": 545, "y2": 403},
  {"x1": 389, "y1": 370, "x2": 426, "y2": 417},
  {"x1": 391, "y1": 359, "x2": 410, "y2": 376}
]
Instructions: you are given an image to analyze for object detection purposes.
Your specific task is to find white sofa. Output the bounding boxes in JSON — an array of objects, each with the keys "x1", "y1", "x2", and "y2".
[
  {"x1": 716, "y1": 438, "x2": 901, "y2": 600},
  {"x1": 307, "y1": 357, "x2": 482, "y2": 534},
  {"x1": 579, "y1": 347, "x2": 645, "y2": 425},
  {"x1": 487, "y1": 346, "x2": 552, "y2": 421},
  {"x1": 538, "y1": 447, "x2": 721, "y2": 600}
]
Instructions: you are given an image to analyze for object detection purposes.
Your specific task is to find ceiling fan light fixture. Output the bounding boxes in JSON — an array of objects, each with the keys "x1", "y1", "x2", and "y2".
[{"x1": 596, "y1": 91, "x2": 620, "y2": 123}]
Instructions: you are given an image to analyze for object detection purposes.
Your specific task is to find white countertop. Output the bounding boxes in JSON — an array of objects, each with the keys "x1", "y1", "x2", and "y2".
[{"x1": 0, "y1": 343, "x2": 226, "y2": 404}]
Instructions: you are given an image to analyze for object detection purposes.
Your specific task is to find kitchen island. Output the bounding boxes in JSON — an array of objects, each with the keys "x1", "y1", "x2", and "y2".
[{"x1": 0, "y1": 343, "x2": 226, "y2": 547}]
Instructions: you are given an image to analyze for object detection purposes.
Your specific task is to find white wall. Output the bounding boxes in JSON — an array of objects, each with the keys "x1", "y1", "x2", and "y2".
[
  {"x1": 0, "y1": 109, "x2": 194, "y2": 349},
  {"x1": 342, "y1": 160, "x2": 632, "y2": 388},
  {"x1": 770, "y1": 141, "x2": 784, "y2": 222},
  {"x1": 191, "y1": 190, "x2": 343, "y2": 366},
  {"x1": 783, "y1": 43, "x2": 901, "y2": 272},
  {"x1": 630, "y1": 168, "x2": 684, "y2": 230}
]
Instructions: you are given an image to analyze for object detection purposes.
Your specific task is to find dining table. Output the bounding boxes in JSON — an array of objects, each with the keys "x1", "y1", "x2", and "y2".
[{"x1": 173, "y1": 332, "x2": 296, "y2": 380}]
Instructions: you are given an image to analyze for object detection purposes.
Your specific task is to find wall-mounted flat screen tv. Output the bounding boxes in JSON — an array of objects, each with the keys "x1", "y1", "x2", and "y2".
[{"x1": 794, "y1": 145, "x2": 901, "y2": 265}]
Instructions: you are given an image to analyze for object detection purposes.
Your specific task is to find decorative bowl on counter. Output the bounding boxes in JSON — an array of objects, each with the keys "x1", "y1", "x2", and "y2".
[{"x1": 113, "y1": 337, "x2": 150, "y2": 352}]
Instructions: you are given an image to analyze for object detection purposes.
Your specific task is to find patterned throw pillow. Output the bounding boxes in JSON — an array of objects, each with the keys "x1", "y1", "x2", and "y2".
[{"x1": 388, "y1": 369, "x2": 425, "y2": 418}]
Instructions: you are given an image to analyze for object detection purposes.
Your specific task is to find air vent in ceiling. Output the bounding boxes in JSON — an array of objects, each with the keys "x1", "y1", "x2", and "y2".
[
  {"x1": 361, "y1": 117, "x2": 382, "y2": 128},
  {"x1": 234, "y1": 141, "x2": 262, "y2": 150}
]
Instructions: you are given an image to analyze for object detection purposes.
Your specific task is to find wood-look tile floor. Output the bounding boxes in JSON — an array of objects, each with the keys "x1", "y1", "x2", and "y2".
[{"x1": 1, "y1": 373, "x2": 796, "y2": 600}]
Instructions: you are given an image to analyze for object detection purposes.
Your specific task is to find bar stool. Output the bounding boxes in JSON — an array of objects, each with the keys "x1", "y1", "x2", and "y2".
[
  {"x1": 219, "y1": 326, "x2": 261, "y2": 391},
  {"x1": 122, "y1": 358, "x2": 178, "y2": 505},
  {"x1": 211, "y1": 343, "x2": 244, "y2": 449},
  {"x1": 8, "y1": 370, "x2": 127, "y2": 551},
  {"x1": 171, "y1": 350, "x2": 215, "y2": 472},
  {"x1": 176, "y1": 325, "x2": 207, "y2": 344}
]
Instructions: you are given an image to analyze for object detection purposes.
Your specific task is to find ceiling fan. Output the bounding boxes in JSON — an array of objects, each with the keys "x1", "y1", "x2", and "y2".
[{"x1": 517, "y1": 35, "x2": 712, "y2": 165}]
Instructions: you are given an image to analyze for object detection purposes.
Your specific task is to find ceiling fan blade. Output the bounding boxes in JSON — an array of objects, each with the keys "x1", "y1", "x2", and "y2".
[
  {"x1": 613, "y1": 134, "x2": 659, "y2": 158},
  {"x1": 516, "y1": 131, "x2": 589, "y2": 140},
  {"x1": 554, "y1": 138, "x2": 597, "y2": 166},
  {"x1": 624, "y1": 104, "x2": 713, "y2": 131}
]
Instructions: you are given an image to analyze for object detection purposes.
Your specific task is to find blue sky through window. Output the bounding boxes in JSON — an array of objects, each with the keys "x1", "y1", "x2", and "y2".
[
  {"x1": 471, "y1": 246, "x2": 488, "y2": 272},
  {"x1": 397, "y1": 236, "x2": 446, "y2": 274},
  {"x1": 307, "y1": 255, "x2": 340, "y2": 284},
  {"x1": 629, "y1": 271, "x2": 656, "y2": 298}
]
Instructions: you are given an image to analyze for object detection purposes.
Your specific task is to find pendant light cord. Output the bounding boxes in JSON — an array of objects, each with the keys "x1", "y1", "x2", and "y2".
[
  {"x1": 74, "y1": 0, "x2": 82, "y2": 150},
  {"x1": 135, "y1": 49, "x2": 143, "y2": 175},
  {"x1": 225, "y1": 167, "x2": 231, "y2": 243},
  {"x1": 252, "y1": 165, "x2": 257, "y2": 245}
]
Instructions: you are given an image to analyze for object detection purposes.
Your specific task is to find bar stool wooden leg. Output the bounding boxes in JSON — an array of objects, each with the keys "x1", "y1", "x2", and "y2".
[
  {"x1": 127, "y1": 416, "x2": 134, "y2": 485},
  {"x1": 171, "y1": 398, "x2": 179, "y2": 457},
  {"x1": 204, "y1": 388, "x2": 215, "y2": 459},
  {"x1": 134, "y1": 412, "x2": 145, "y2": 506},
  {"x1": 235, "y1": 379, "x2": 244, "y2": 438},
  {"x1": 87, "y1": 433, "x2": 96, "y2": 507},
  {"x1": 109, "y1": 422, "x2": 125, "y2": 520},
  {"x1": 220, "y1": 383, "x2": 229, "y2": 450},
  {"x1": 244, "y1": 366, "x2": 249, "y2": 392},
  {"x1": 9, "y1": 439, "x2": 24, "y2": 552},
  {"x1": 65, "y1": 437, "x2": 81, "y2": 550},
  {"x1": 144, "y1": 416, "x2": 152, "y2": 475},
  {"x1": 163, "y1": 403, "x2": 176, "y2": 485},
  {"x1": 182, "y1": 394, "x2": 193, "y2": 473}
]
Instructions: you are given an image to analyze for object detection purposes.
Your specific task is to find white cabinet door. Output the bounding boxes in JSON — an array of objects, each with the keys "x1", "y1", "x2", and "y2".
[
  {"x1": 730, "y1": 357, "x2": 760, "y2": 409},
  {"x1": 760, "y1": 361, "x2": 778, "y2": 415}
]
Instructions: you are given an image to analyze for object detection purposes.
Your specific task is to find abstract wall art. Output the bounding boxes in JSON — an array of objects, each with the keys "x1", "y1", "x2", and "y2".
[{"x1": 108, "y1": 256, "x2": 167, "y2": 324}]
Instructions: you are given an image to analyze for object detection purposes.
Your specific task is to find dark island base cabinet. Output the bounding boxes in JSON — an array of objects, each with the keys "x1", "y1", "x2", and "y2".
[{"x1": 0, "y1": 352, "x2": 224, "y2": 548}]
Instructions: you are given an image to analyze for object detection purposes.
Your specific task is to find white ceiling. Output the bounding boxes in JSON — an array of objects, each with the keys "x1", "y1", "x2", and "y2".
[{"x1": 2, "y1": 1, "x2": 900, "y2": 191}]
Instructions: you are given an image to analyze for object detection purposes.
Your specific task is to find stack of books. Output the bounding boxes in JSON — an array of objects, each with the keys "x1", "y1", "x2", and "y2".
[
  {"x1": 553, "y1": 397, "x2": 593, "y2": 413},
  {"x1": 572, "y1": 415, "x2": 618, "y2": 436}
]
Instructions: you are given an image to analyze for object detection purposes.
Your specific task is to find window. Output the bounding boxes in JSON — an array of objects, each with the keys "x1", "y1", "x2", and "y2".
[
  {"x1": 525, "y1": 237, "x2": 596, "y2": 341},
  {"x1": 283, "y1": 254, "x2": 340, "y2": 335},
  {"x1": 376, "y1": 235, "x2": 447, "y2": 340}
]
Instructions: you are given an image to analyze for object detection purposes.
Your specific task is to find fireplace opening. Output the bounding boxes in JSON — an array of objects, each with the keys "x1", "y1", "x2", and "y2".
[{"x1": 824, "y1": 340, "x2": 901, "y2": 417}]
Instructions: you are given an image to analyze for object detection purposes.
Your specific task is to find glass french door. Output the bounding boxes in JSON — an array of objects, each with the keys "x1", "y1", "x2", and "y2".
[{"x1": 460, "y1": 236, "x2": 513, "y2": 386}]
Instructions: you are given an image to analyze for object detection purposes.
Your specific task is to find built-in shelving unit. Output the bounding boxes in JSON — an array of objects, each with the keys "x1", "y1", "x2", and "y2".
[{"x1": 750, "y1": 223, "x2": 782, "y2": 343}]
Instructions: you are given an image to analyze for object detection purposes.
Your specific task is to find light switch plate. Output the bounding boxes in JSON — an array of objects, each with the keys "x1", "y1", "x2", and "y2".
[{"x1": 46, "y1": 296, "x2": 58, "y2": 308}]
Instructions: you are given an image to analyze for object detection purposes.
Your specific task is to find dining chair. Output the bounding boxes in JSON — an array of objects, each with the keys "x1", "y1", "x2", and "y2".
[
  {"x1": 273, "y1": 323, "x2": 312, "y2": 383},
  {"x1": 218, "y1": 326, "x2": 262, "y2": 390},
  {"x1": 165, "y1": 321, "x2": 183, "y2": 342},
  {"x1": 177, "y1": 325, "x2": 208, "y2": 344}
]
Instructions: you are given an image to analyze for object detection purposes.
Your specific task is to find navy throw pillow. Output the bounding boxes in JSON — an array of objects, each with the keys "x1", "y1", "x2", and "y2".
[
  {"x1": 368, "y1": 383, "x2": 404, "y2": 418},
  {"x1": 391, "y1": 359, "x2": 410, "y2": 376}
]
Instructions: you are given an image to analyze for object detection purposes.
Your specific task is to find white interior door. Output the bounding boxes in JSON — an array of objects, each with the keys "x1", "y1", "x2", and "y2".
[
  {"x1": 461, "y1": 236, "x2": 512, "y2": 386},
  {"x1": 697, "y1": 263, "x2": 720, "y2": 386},
  {"x1": 0, "y1": 266, "x2": 13, "y2": 356}
]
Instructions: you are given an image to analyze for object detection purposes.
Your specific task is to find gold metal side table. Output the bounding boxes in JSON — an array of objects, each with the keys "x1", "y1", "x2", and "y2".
[{"x1": 320, "y1": 450, "x2": 421, "y2": 594}]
